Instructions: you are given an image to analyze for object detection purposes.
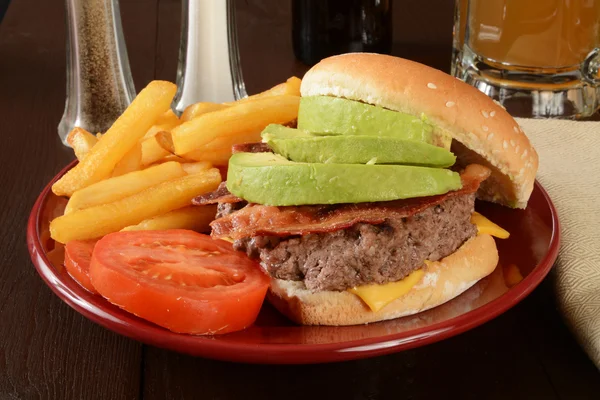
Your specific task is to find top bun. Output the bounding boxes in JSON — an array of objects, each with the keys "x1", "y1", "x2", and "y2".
[{"x1": 300, "y1": 53, "x2": 538, "y2": 208}]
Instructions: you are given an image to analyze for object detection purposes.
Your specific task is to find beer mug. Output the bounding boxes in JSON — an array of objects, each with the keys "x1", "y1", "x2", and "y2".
[{"x1": 452, "y1": 0, "x2": 600, "y2": 119}]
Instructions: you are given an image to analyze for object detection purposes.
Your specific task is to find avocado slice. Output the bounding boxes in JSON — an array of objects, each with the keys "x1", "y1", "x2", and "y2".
[
  {"x1": 297, "y1": 96, "x2": 451, "y2": 149},
  {"x1": 261, "y1": 124, "x2": 456, "y2": 167},
  {"x1": 227, "y1": 152, "x2": 462, "y2": 206}
]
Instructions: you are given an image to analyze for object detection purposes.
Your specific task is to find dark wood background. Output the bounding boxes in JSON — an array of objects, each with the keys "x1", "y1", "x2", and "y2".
[{"x1": 0, "y1": 0, "x2": 598, "y2": 399}]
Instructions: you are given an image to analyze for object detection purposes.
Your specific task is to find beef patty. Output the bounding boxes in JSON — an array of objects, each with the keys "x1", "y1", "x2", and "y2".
[{"x1": 228, "y1": 193, "x2": 477, "y2": 292}]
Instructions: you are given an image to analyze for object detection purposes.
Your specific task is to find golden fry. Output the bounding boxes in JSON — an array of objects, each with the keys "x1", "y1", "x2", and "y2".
[
  {"x1": 224, "y1": 77, "x2": 301, "y2": 105},
  {"x1": 181, "y1": 161, "x2": 212, "y2": 174},
  {"x1": 182, "y1": 147, "x2": 232, "y2": 166},
  {"x1": 157, "y1": 154, "x2": 187, "y2": 163},
  {"x1": 121, "y1": 205, "x2": 217, "y2": 233},
  {"x1": 64, "y1": 161, "x2": 186, "y2": 214},
  {"x1": 180, "y1": 102, "x2": 230, "y2": 123},
  {"x1": 155, "y1": 131, "x2": 175, "y2": 153},
  {"x1": 202, "y1": 129, "x2": 262, "y2": 151},
  {"x1": 503, "y1": 264, "x2": 524, "y2": 288},
  {"x1": 52, "y1": 81, "x2": 177, "y2": 197},
  {"x1": 67, "y1": 127, "x2": 99, "y2": 161},
  {"x1": 171, "y1": 95, "x2": 299, "y2": 155},
  {"x1": 143, "y1": 109, "x2": 180, "y2": 139},
  {"x1": 51, "y1": 168, "x2": 221, "y2": 243},
  {"x1": 112, "y1": 142, "x2": 142, "y2": 176},
  {"x1": 285, "y1": 76, "x2": 302, "y2": 96},
  {"x1": 141, "y1": 134, "x2": 171, "y2": 166}
]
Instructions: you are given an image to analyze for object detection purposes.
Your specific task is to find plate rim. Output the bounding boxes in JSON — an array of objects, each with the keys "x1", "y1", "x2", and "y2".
[{"x1": 27, "y1": 160, "x2": 561, "y2": 364}]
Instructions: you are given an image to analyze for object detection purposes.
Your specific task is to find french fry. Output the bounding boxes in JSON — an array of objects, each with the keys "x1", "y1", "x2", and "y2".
[
  {"x1": 179, "y1": 129, "x2": 262, "y2": 166},
  {"x1": 181, "y1": 161, "x2": 212, "y2": 174},
  {"x1": 180, "y1": 102, "x2": 230, "y2": 123},
  {"x1": 112, "y1": 142, "x2": 142, "y2": 176},
  {"x1": 503, "y1": 264, "x2": 524, "y2": 288},
  {"x1": 155, "y1": 131, "x2": 175, "y2": 153},
  {"x1": 141, "y1": 134, "x2": 171, "y2": 166},
  {"x1": 143, "y1": 109, "x2": 181, "y2": 139},
  {"x1": 121, "y1": 205, "x2": 217, "y2": 232},
  {"x1": 182, "y1": 147, "x2": 233, "y2": 166},
  {"x1": 142, "y1": 131, "x2": 189, "y2": 164},
  {"x1": 171, "y1": 95, "x2": 300, "y2": 155},
  {"x1": 64, "y1": 161, "x2": 186, "y2": 214},
  {"x1": 67, "y1": 127, "x2": 98, "y2": 161},
  {"x1": 285, "y1": 76, "x2": 302, "y2": 96},
  {"x1": 50, "y1": 168, "x2": 221, "y2": 243},
  {"x1": 199, "y1": 129, "x2": 262, "y2": 151},
  {"x1": 224, "y1": 77, "x2": 301, "y2": 105},
  {"x1": 52, "y1": 81, "x2": 177, "y2": 197},
  {"x1": 156, "y1": 154, "x2": 187, "y2": 163}
]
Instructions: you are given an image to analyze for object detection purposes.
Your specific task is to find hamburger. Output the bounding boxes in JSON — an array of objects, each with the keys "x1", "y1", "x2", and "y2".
[{"x1": 194, "y1": 53, "x2": 538, "y2": 326}]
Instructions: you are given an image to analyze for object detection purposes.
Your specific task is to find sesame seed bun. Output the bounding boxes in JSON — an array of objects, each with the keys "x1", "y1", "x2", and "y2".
[
  {"x1": 267, "y1": 234, "x2": 499, "y2": 326},
  {"x1": 300, "y1": 53, "x2": 539, "y2": 209}
]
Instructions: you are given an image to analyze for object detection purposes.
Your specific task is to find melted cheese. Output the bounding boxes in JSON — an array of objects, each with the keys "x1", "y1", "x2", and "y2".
[
  {"x1": 348, "y1": 269, "x2": 425, "y2": 312},
  {"x1": 345, "y1": 212, "x2": 508, "y2": 313},
  {"x1": 471, "y1": 212, "x2": 510, "y2": 239}
]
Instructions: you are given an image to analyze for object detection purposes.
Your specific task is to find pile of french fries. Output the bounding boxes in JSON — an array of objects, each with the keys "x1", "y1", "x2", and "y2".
[{"x1": 50, "y1": 77, "x2": 301, "y2": 244}]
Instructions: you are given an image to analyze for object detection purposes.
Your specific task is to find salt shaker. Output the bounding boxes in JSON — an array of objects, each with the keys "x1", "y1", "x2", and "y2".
[
  {"x1": 172, "y1": 0, "x2": 247, "y2": 114},
  {"x1": 58, "y1": 0, "x2": 135, "y2": 145}
]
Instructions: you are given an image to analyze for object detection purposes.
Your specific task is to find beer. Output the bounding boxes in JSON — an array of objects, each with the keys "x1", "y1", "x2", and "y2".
[
  {"x1": 452, "y1": 0, "x2": 600, "y2": 118},
  {"x1": 467, "y1": 0, "x2": 600, "y2": 70}
]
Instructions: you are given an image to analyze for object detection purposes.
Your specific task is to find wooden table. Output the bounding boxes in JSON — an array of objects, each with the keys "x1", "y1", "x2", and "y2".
[{"x1": 1, "y1": 0, "x2": 599, "y2": 398}]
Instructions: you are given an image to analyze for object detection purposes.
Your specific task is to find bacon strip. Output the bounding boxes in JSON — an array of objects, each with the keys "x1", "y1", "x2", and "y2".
[
  {"x1": 210, "y1": 164, "x2": 491, "y2": 240},
  {"x1": 231, "y1": 142, "x2": 271, "y2": 154},
  {"x1": 192, "y1": 182, "x2": 243, "y2": 205}
]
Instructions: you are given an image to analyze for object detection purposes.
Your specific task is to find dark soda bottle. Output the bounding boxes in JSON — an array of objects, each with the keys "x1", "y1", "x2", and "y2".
[{"x1": 292, "y1": 0, "x2": 393, "y2": 66}]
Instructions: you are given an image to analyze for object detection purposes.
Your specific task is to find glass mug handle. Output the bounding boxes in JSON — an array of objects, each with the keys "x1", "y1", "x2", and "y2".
[{"x1": 582, "y1": 48, "x2": 600, "y2": 116}]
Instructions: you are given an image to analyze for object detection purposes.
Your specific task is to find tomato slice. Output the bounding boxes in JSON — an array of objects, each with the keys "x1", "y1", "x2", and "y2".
[
  {"x1": 89, "y1": 229, "x2": 270, "y2": 335},
  {"x1": 64, "y1": 239, "x2": 98, "y2": 294}
]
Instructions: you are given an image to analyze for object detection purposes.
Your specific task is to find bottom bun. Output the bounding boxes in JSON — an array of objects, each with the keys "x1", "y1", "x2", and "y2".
[{"x1": 267, "y1": 234, "x2": 499, "y2": 326}]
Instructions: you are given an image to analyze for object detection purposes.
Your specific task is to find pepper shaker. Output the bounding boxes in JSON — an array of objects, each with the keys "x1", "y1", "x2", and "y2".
[{"x1": 58, "y1": 0, "x2": 135, "y2": 145}]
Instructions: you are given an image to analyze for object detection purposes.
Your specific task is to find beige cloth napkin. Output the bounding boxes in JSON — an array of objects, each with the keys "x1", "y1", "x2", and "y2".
[{"x1": 516, "y1": 118, "x2": 600, "y2": 367}]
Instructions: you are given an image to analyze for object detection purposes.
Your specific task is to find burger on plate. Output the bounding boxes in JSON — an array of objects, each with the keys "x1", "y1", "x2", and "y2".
[{"x1": 194, "y1": 53, "x2": 538, "y2": 326}]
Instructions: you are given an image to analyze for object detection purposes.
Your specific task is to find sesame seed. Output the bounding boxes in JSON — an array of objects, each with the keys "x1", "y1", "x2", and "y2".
[
  {"x1": 445, "y1": 101, "x2": 455, "y2": 107},
  {"x1": 482, "y1": 125, "x2": 489, "y2": 132},
  {"x1": 522, "y1": 149, "x2": 528, "y2": 158},
  {"x1": 481, "y1": 110, "x2": 489, "y2": 118},
  {"x1": 487, "y1": 133, "x2": 494, "y2": 140},
  {"x1": 515, "y1": 145, "x2": 520, "y2": 153},
  {"x1": 503, "y1": 140, "x2": 508, "y2": 149},
  {"x1": 493, "y1": 99, "x2": 506, "y2": 110},
  {"x1": 510, "y1": 139, "x2": 516, "y2": 147},
  {"x1": 490, "y1": 111, "x2": 496, "y2": 117},
  {"x1": 427, "y1": 83, "x2": 437, "y2": 89},
  {"x1": 519, "y1": 168, "x2": 525, "y2": 175},
  {"x1": 513, "y1": 126, "x2": 519, "y2": 133}
]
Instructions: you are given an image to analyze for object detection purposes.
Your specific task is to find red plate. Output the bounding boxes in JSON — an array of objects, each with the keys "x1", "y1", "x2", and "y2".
[{"x1": 27, "y1": 161, "x2": 560, "y2": 364}]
